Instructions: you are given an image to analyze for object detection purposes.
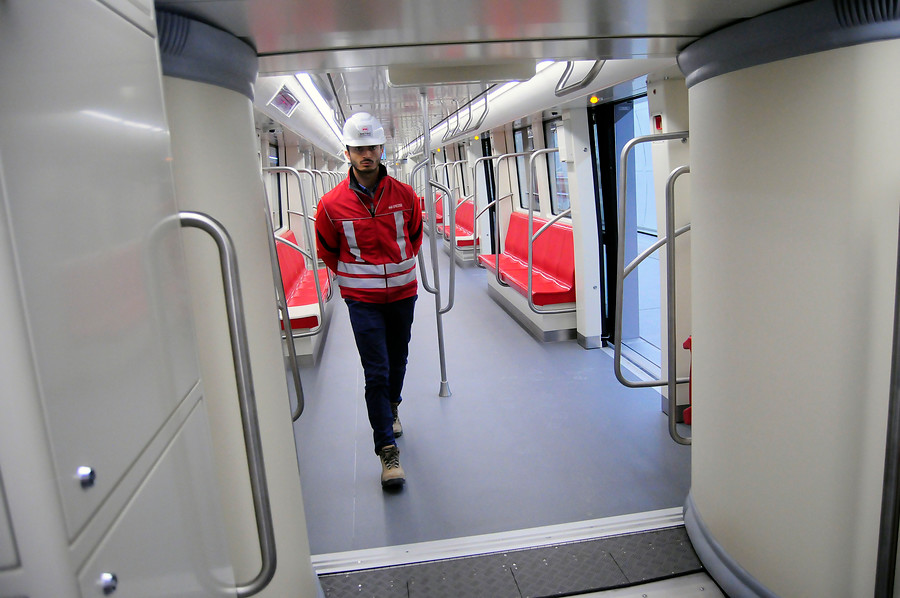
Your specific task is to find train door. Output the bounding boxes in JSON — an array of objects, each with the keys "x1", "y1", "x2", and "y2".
[
  {"x1": 478, "y1": 134, "x2": 498, "y2": 253},
  {"x1": 590, "y1": 95, "x2": 660, "y2": 372},
  {"x1": 0, "y1": 2, "x2": 238, "y2": 595}
]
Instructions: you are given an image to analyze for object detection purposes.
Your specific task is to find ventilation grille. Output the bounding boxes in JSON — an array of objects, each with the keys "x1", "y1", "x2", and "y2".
[
  {"x1": 834, "y1": 0, "x2": 900, "y2": 27},
  {"x1": 157, "y1": 11, "x2": 191, "y2": 56}
]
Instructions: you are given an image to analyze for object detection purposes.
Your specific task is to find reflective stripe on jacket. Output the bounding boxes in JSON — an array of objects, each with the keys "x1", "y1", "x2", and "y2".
[{"x1": 315, "y1": 167, "x2": 423, "y2": 303}]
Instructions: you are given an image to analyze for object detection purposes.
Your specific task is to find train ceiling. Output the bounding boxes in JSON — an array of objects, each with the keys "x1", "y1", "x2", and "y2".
[{"x1": 157, "y1": 0, "x2": 797, "y2": 160}]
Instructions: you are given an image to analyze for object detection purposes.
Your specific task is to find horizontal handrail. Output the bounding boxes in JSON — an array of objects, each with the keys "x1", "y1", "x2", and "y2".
[
  {"x1": 286, "y1": 209, "x2": 314, "y2": 221},
  {"x1": 474, "y1": 193, "x2": 513, "y2": 220},
  {"x1": 624, "y1": 224, "x2": 691, "y2": 278},
  {"x1": 473, "y1": 193, "x2": 513, "y2": 270},
  {"x1": 441, "y1": 99, "x2": 461, "y2": 142},
  {"x1": 459, "y1": 95, "x2": 489, "y2": 136},
  {"x1": 555, "y1": 60, "x2": 604, "y2": 96}
]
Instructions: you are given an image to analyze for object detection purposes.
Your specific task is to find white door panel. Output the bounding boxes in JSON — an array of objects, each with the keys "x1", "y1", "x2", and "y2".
[
  {"x1": 0, "y1": 0, "x2": 199, "y2": 539},
  {"x1": 77, "y1": 404, "x2": 235, "y2": 598}
]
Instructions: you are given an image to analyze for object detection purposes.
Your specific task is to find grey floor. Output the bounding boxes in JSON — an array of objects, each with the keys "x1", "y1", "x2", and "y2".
[{"x1": 293, "y1": 241, "x2": 691, "y2": 556}]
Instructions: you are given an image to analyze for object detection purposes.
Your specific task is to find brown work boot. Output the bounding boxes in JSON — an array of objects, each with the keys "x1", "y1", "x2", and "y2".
[
  {"x1": 378, "y1": 444, "x2": 405, "y2": 489},
  {"x1": 391, "y1": 402, "x2": 403, "y2": 437}
]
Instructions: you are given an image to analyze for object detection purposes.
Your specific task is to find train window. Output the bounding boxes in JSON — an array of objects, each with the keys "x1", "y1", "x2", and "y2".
[
  {"x1": 588, "y1": 93, "x2": 659, "y2": 368},
  {"x1": 513, "y1": 124, "x2": 535, "y2": 210},
  {"x1": 544, "y1": 118, "x2": 570, "y2": 215},
  {"x1": 268, "y1": 142, "x2": 284, "y2": 230},
  {"x1": 457, "y1": 142, "x2": 469, "y2": 196}
]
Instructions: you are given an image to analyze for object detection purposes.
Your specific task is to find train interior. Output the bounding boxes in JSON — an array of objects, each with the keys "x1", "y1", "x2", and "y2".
[
  {"x1": 245, "y1": 5, "x2": 709, "y2": 595},
  {"x1": 5, "y1": 1, "x2": 900, "y2": 597}
]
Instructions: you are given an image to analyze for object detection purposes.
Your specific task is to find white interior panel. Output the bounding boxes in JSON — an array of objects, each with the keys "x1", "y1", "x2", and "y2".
[
  {"x1": 0, "y1": 0, "x2": 200, "y2": 541},
  {"x1": 77, "y1": 404, "x2": 234, "y2": 597},
  {"x1": 688, "y1": 39, "x2": 900, "y2": 596}
]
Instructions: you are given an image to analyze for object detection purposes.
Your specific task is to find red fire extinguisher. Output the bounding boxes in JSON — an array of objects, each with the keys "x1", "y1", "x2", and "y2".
[{"x1": 683, "y1": 336, "x2": 692, "y2": 425}]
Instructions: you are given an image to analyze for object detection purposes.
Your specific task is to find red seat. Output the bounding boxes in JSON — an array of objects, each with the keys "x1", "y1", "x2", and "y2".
[
  {"x1": 436, "y1": 199, "x2": 478, "y2": 247},
  {"x1": 275, "y1": 230, "x2": 330, "y2": 329},
  {"x1": 478, "y1": 211, "x2": 575, "y2": 306},
  {"x1": 422, "y1": 192, "x2": 445, "y2": 225}
]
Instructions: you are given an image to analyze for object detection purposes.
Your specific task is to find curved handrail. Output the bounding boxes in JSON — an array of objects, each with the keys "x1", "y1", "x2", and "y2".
[
  {"x1": 460, "y1": 95, "x2": 489, "y2": 136},
  {"x1": 272, "y1": 236, "x2": 330, "y2": 339},
  {"x1": 613, "y1": 131, "x2": 690, "y2": 391},
  {"x1": 554, "y1": 60, "x2": 605, "y2": 97},
  {"x1": 442, "y1": 100, "x2": 461, "y2": 142},
  {"x1": 526, "y1": 148, "x2": 575, "y2": 315},
  {"x1": 261, "y1": 217, "x2": 306, "y2": 422},
  {"x1": 179, "y1": 211, "x2": 276, "y2": 597},
  {"x1": 472, "y1": 154, "x2": 507, "y2": 266},
  {"x1": 665, "y1": 165, "x2": 692, "y2": 445},
  {"x1": 624, "y1": 224, "x2": 691, "y2": 278},
  {"x1": 286, "y1": 209, "x2": 315, "y2": 228},
  {"x1": 429, "y1": 179, "x2": 457, "y2": 315},
  {"x1": 491, "y1": 151, "x2": 535, "y2": 287},
  {"x1": 411, "y1": 160, "x2": 438, "y2": 296},
  {"x1": 263, "y1": 167, "x2": 324, "y2": 332},
  {"x1": 312, "y1": 169, "x2": 335, "y2": 197},
  {"x1": 275, "y1": 234, "x2": 312, "y2": 261}
]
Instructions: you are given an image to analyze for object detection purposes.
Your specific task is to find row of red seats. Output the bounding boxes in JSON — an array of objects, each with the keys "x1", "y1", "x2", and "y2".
[
  {"x1": 436, "y1": 198, "x2": 477, "y2": 247},
  {"x1": 478, "y1": 211, "x2": 576, "y2": 306}
]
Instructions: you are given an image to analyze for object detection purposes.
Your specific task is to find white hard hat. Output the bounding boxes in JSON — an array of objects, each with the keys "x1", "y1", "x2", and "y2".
[{"x1": 342, "y1": 112, "x2": 386, "y2": 147}]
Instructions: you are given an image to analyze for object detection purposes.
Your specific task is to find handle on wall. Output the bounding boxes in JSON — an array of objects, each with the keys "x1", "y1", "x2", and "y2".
[
  {"x1": 613, "y1": 131, "x2": 690, "y2": 390},
  {"x1": 179, "y1": 211, "x2": 277, "y2": 597}
]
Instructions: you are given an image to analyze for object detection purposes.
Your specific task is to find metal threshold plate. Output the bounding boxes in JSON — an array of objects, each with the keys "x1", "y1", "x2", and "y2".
[{"x1": 316, "y1": 508, "x2": 710, "y2": 598}]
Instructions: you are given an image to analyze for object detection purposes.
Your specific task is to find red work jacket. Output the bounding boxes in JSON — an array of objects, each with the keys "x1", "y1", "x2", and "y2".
[{"x1": 315, "y1": 167, "x2": 423, "y2": 303}]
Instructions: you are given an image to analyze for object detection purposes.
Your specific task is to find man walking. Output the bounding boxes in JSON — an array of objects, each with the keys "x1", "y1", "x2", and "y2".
[{"x1": 315, "y1": 112, "x2": 423, "y2": 489}]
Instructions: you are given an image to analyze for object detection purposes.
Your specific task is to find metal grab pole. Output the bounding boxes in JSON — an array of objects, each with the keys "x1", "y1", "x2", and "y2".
[
  {"x1": 665, "y1": 165, "x2": 691, "y2": 445},
  {"x1": 421, "y1": 89, "x2": 451, "y2": 397},
  {"x1": 613, "y1": 131, "x2": 689, "y2": 389},
  {"x1": 491, "y1": 151, "x2": 534, "y2": 287},
  {"x1": 410, "y1": 160, "x2": 439, "y2": 295},
  {"x1": 428, "y1": 179, "x2": 457, "y2": 314},
  {"x1": 525, "y1": 147, "x2": 575, "y2": 316},
  {"x1": 875, "y1": 208, "x2": 900, "y2": 597},
  {"x1": 258, "y1": 177, "x2": 306, "y2": 421},
  {"x1": 263, "y1": 219, "x2": 306, "y2": 422}
]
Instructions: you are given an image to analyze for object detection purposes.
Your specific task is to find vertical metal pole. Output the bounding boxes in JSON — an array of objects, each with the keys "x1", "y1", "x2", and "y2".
[
  {"x1": 421, "y1": 89, "x2": 451, "y2": 397},
  {"x1": 665, "y1": 165, "x2": 691, "y2": 445},
  {"x1": 875, "y1": 209, "x2": 900, "y2": 597}
]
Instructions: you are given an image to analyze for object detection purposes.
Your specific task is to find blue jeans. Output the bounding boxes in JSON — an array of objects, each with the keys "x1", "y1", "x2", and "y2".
[{"x1": 345, "y1": 296, "x2": 417, "y2": 453}]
